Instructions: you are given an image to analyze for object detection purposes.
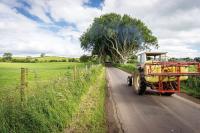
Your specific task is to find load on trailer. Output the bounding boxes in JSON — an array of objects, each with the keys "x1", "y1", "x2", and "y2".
[{"x1": 127, "y1": 52, "x2": 200, "y2": 96}]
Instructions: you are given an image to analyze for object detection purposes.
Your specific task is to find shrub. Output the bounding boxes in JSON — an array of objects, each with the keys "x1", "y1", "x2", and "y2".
[
  {"x1": 49, "y1": 59, "x2": 58, "y2": 62},
  {"x1": 68, "y1": 58, "x2": 79, "y2": 62},
  {"x1": 61, "y1": 59, "x2": 67, "y2": 62},
  {"x1": 80, "y1": 55, "x2": 91, "y2": 62}
]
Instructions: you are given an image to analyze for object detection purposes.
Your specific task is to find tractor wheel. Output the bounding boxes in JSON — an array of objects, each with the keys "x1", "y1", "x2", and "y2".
[
  {"x1": 133, "y1": 72, "x2": 146, "y2": 95},
  {"x1": 127, "y1": 76, "x2": 133, "y2": 86}
]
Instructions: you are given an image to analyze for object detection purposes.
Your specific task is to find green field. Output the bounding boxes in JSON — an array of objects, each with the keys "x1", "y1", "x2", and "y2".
[
  {"x1": 0, "y1": 62, "x2": 106, "y2": 132},
  {"x1": 0, "y1": 56, "x2": 79, "y2": 63},
  {"x1": 0, "y1": 62, "x2": 83, "y2": 88}
]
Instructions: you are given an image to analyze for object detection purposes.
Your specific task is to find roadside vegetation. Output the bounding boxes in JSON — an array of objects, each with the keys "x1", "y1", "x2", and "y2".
[
  {"x1": 181, "y1": 77, "x2": 200, "y2": 98},
  {"x1": 181, "y1": 66, "x2": 200, "y2": 98},
  {"x1": 114, "y1": 63, "x2": 136, "y2": 73},
  {"x1": 66, "y1": 68, "x2": 106, "y2": 132},
  {"x1": 0, "y1": 62, "x2": 106, "y2": 132}
]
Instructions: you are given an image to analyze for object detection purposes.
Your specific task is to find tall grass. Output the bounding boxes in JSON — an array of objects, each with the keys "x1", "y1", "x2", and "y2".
[
  {"x1": 181, "y1": 77, "x2": 200, "y2": 98},
  {"x1": 0, "y1": 65, "x2": 104, "y2": 132},
  {"x1": 67, "y1": 68, "x2": 106, "y2": 132}
]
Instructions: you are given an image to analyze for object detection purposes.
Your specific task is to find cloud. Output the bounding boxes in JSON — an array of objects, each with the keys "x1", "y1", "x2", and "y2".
[
  {"x1": 0, "y1": 1, "x2": 85, "y2": 57},
  {"x1": 0, "y1": 0, "x2": 200, "y2": 58}
]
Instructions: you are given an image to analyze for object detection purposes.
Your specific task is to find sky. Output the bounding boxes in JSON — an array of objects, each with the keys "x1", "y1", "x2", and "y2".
[{"x1": 0, "y1": 0, "x2": 200, "y2": 58}]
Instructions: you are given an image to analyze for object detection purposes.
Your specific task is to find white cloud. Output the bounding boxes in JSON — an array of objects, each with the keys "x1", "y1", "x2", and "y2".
[
  {"x1": 0, "y1": 0, "x2": 200, "y2": 58},
  {"x1": 0, "y1": 2, "x2": 84, "y2": 57}
]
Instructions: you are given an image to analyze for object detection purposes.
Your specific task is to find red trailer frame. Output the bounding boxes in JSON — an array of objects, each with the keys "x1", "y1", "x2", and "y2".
[{"x1": 144, "y1": 62, "x2": 200, "y2": 93}]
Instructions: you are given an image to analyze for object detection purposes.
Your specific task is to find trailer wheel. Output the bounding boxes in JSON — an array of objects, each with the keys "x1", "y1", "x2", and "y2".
[
  {"x1": 133, "y1": 72, "x2": 146, "y2": 95},
  {"x1": 127, "y1": 76, "x2": 133, "y2": 86},
  {"x1": 162, "y1": 93, "x2": 174, "y2": 96},
  {"x1": 162, "y1": 81, "x2": 176, "y2": 96}
]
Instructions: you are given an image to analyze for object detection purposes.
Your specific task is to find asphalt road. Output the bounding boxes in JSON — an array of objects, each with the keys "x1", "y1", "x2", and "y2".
[{"x1": 106, "y1": 67, "x2": 200, "y2": 133}]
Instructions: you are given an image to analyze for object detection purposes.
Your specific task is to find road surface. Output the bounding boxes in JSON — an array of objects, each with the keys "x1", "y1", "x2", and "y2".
[{"x1": 106, "y1": 67, "x2": 200, "y2": 133}]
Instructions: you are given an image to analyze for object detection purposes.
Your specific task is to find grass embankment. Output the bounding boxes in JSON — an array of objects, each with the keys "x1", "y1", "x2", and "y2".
[
  {"x1": 115, "y1": 63, "x2": 200, "y2": 98},
  {"x1": 0, "y1": 63, "x2": 106, "y2": 132},
  {"x1": 114, "y1": 63, "x2": 136, "y2": 73},
  {"x1": 66, "y1": 68, "x2": 106, "y2": 133}
]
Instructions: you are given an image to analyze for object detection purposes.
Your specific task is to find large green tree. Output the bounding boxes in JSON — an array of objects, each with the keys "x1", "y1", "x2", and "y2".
[
  {"x1": 80, "y1": 13, "x2": 158, "y2": 64},
  {"x1": 3, "y1": 52, "x2": 12, "y2": 61}
]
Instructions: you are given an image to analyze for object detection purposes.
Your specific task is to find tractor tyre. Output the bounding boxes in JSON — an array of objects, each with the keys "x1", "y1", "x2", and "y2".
[
  {"x1": 127, "y1": 76, "x2": 133, "y2": 86},
  {"x1": 133, "y1": 72, "x2": 146, "y2": 95}
]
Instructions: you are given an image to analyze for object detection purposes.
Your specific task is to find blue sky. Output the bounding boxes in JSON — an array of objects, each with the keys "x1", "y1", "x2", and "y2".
[{"x1": 0, "y1": 0, "x2": 200, "y2": 57}]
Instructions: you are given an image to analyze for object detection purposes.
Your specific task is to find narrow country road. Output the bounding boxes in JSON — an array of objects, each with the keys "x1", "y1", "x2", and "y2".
[{"x1": 106, "y1": 67, "x2": 200, "y2": 133}]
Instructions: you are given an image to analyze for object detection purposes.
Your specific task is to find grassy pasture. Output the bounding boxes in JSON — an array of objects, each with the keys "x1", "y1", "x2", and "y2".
[
  {"x1": 12, "y1": 56, "x2": 68, "y2": 61},
  {"x1": 0, "y1": 62, "x2": 83, "y2": 88}
]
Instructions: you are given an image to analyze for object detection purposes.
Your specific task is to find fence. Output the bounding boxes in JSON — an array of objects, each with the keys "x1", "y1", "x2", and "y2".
[
  {"x1": 0, "y1": 63, "x2": 102, "y2": 132},
  {"x1": 0, "y1": 64, "x2": 95, "y2": 104}
]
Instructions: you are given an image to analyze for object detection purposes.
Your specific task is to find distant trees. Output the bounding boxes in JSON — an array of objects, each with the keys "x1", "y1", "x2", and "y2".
[
  {"x1": 3, "y1": 52, "x2": 12, "y2": 61},
  {"x1": 194, "y1": 57, "x2": 200, "y2": 62},
  {"x1": 80, "y1": 13, "x2": 158, "y2": 64},
  {"x1": 169, "y1": 57, "x2": 200, "y2": 62},
  {"x1": 40, "y1": 53, "x2": 46, "y2": 57},
  {"x1": 68, "y1": 58, "x2": 79, "y2": 62}
]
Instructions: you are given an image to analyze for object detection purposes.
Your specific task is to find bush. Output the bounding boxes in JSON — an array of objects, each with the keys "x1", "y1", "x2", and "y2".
[
  {"x1": 127, "y1": 59, "x2": 137, "y2": 63},
  {"x1": 80, "y1": 55, "x2": 91, "y2": 62},
  {"x1": 61, "y1": 59, "x2": 67, "y2": 62},
  {"x1": 49, "y1": 59, "x2": 58, "y2": 62},
  {"x1": 181, "y1": 77, "x2": 200, "y2": 98},
  {"x1": 68, "y1": 58, "x2": 79, "y2": 62},
  {"x1": 11, "y1": 57, "x2": 39, "y2": 63}
]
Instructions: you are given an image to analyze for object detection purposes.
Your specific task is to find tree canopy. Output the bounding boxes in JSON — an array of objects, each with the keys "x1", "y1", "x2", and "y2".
[
  {"x1": 80, "y1": 13, "x2": 158, "y2": 64},
  {"x1": 3, "y1": 52, "x2": 12, "y2": 61}
]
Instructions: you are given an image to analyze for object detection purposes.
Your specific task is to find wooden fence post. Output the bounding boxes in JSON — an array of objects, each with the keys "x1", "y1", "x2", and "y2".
[
  {"x1": 25, "y1": 68, "x2": 28, "y2": 87},
  {"x1": 20, "y1": 68, "x2": 26, "y2": 103},
  {"x1": 73, "y1": 66, "x2": 77, "y2": 81},
  {"x1": 85, "y1": 65, "x2": 88, "y2": 72}
]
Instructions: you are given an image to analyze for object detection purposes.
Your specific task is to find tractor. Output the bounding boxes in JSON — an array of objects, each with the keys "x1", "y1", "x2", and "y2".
[{"x1": 127, "y1": 52, "x2": 200, "y2": 96}]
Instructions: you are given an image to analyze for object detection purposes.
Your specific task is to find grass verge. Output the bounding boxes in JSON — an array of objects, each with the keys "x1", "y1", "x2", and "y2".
[
  {"x1": 181, "y1": 77, "x2": 200, "y2": 98},
  {"x1": 66, "y1": 68, "x2": 106, "y2": 133},
  {"x1": 114, "y1": 63, "x2": 136, "y2": 73}
]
